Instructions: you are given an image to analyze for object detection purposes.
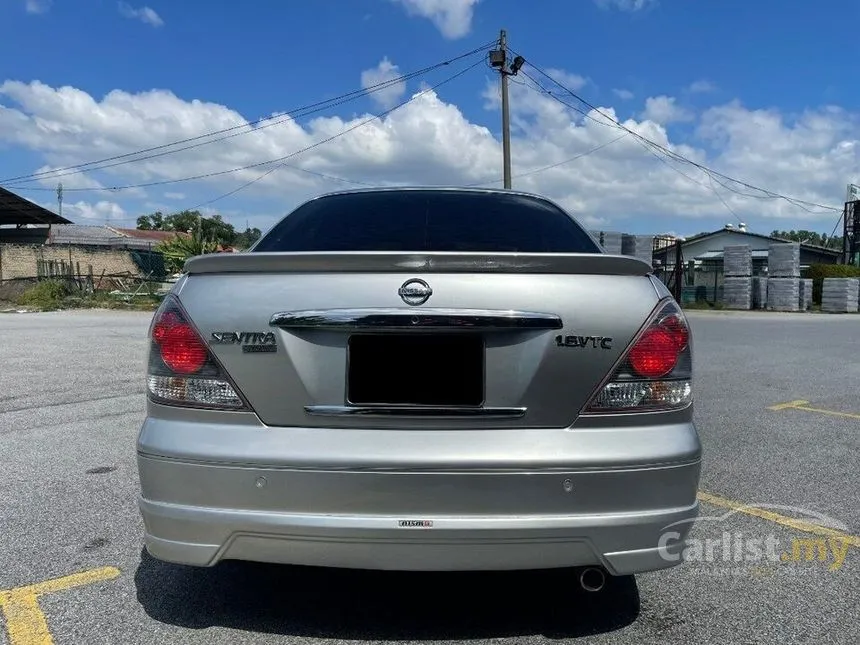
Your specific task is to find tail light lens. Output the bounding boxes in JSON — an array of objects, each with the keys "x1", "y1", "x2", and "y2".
[
  {"x1": 146, "y1": 295, "x2": 248, "y2": 410},
  {"x1": 584, "y1": 298, "x2": 692, "y2": 413}
]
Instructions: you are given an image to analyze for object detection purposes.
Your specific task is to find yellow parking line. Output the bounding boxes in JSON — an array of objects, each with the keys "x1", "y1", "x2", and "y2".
[
  {"x1": 767, "y1": 399, "x2": 860, "y2": 420},
  {"x1": 0, "y1": 567, "x2": 120, "y2": 645},
  {"x1": 697, "y1": 491, "x2": 860, "y2": 548},
  {"x1": 767, "y1": 400, "x2": 809, "y2": 411}
]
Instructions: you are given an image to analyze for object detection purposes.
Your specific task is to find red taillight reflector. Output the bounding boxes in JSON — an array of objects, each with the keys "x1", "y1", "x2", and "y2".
[
  {"x1": 660, "y1": 315, "x2": 689, "y2": 351},
  {"x1": 152, "y1": 312, "x2": 180, "y2": 344},
  {"x1": 628, "y1": 327, "x2": 679, "y2": 378},
  {"x1": 156, "y1": 322, "x2": 207, "y2": 374}
]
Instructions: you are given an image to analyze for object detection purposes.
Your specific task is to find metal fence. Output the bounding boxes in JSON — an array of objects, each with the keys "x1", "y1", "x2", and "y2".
[{"x1": 3, "y1": 265, "x2": 175, "y2": 301}]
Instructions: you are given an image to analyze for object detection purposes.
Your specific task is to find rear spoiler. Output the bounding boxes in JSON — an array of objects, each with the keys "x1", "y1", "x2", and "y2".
[{"x1": 183, "y1": 251, "x2": 653, "y2": 276}]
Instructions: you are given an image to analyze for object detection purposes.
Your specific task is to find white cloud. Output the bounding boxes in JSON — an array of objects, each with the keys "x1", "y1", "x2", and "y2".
[
  {"x1": 25, "y1": 0, "x2": 52, "y2": 14},
  {"x1": 594, "y1": 0, "x2": 657, "y2": 11},
  {"x1": 163, "y1": 192, "x2": 185, "y2": 200},
  {"x1": 31, "y1": 165, "x2": 106, "y2": 191},
  {"x1": 360, "y1": 58, "x2": 407, "y2": 110},
  {"x1": 0, "y1": 77, "x2": 855, "y2": 235},
  {"x1": 66, "y1": 200, "x2": 127, "y2": 223},
  {"x1": 689, "y1": 80, "x2": 717, "y2": 94},
  {"x1": 641, "y1": 95, "x2": 694, "y2": 124},
  {"x1": 544, "y1": 68, "x2": 588, "y2": 92},
  {"x1": 392, "y1": 0, "x2": 479, "y2": 39},
  {"x1": 613, "y1": 88, "x2": 634, "y2": 100},
  {"x1": 117, "y1": 2, "x2": 163, "y2": 28}
]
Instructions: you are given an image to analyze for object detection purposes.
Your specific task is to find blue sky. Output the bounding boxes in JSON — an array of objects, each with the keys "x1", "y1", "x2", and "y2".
[{"x1": 1, "y1": 0, "x2": 858, "y2": 238}]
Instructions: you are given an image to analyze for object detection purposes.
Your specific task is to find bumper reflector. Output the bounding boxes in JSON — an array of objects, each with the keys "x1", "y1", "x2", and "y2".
[
  {"x1": 589, "y1": 379, "x2": 692, "y2": 411},
  {"x1": 147, "y1": 375, "x2": 245, "y2": 409}
]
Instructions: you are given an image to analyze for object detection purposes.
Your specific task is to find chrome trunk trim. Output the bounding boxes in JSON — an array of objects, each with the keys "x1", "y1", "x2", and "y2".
[
  {"x1": 304, "y1": 405, "x2": 527, "y2": 418},
  {"x1": 270, "y1": 308, "x2": 562, "y2": 330}
]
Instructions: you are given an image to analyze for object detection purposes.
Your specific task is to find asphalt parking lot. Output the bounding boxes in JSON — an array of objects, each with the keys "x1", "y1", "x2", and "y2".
[{"x1": 0, "y1": 308, "x2": 857, "y2": 644}]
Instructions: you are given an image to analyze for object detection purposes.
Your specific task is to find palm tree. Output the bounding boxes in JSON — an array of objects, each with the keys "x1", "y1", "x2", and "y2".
[{"x1": 155, "y1": 225, "x2": 220, "y2": 273}]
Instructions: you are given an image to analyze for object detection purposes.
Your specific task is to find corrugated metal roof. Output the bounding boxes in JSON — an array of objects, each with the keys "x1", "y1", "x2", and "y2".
[
  {"x1": 49, "y1": 224, "x2": 123, "y2": 243},
  {"x1": 0, "y1": 186, "x2": 72, "y2": 226},
  {"x1": 109, "y1": 227, "x2": 190, "y2": 242},
  {"x1": 46, "y1": 224, "x2": 167, "y2": 249},
  {"x1": 696, "y1": 250, "x2": 770, "y2": 260}
]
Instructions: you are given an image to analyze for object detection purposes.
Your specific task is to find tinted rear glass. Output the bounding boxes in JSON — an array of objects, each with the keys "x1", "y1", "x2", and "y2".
[{"x1": 252, "y1": 190, "x2": 601, "y2": 253}]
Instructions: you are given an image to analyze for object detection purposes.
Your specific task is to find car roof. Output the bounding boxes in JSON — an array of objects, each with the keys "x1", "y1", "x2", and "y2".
[{"x1": 310, "y1": 185, "x2": 556, "y2": 202}]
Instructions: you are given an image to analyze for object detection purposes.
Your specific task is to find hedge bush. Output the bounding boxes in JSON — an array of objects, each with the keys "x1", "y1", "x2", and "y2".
[
  {"x1": 16, "y1": 279, "x2": 74, "y2": 309},
  {"x1": 803, "y1": 264, "x2": 860, "y2": 304}
]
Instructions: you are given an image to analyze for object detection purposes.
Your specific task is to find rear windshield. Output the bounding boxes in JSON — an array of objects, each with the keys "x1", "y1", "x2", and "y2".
[{"x1": 252, "y1": 190, "x2": 601, "y2": 253}]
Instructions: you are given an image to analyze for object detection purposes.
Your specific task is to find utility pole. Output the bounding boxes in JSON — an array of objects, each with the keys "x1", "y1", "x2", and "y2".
[
  {"x1": 489, "y1": 31, "x2": 524, "y2": 189},
  {"x1": 56, "y1": 182, "x2": 63, "y2": 218},
  {"x1": 499, "y1": 30, "x2": 511, "y2": 189},
  {"x1": 844, "y1": 183, "x2": 860, "y2": 265}
]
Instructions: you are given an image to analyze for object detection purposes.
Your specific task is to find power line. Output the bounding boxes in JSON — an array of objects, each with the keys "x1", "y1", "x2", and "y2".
[
  {"x1": 184, "y1": 57, "x2": 486, "y2": 212},
  {"x1": 9, "y1": 54, "x2": 486, "y2": 197},
  {"x1": 517, "y1": 70, "x2": 622, "y2": 133},
  {"x1": 3, "y1": 71, "x2": 419, "y2": 187},
  {"x1": 10, "y1": 159, "x2": 375, "y2": 193},
  {"x1": 511, "y1": 47, "x2": 842, "y2": 214},
  {"x1": 824, "y1": 208, "x2": 845, "y2": 249},
  {"x1": 514, "y1": 70, "x2": 745, "y2": 222},
  {"x1": 517, "y1": 66, "x2": 822, "y2": 225},
  {"x1": 465, "y1": 133, "x2": 628, "y2": 187},
  {"x1": 520, "y1": 66, "x2": 830, "y2": 216},
  {"x1": 1, "y1": 39, "x2": 498, "y2": 187}
]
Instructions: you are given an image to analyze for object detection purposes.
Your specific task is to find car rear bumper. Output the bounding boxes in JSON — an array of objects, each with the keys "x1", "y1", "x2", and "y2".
[
  {"x1": 137, "y1": 456, "x2": 701, "y2": 574},
  {"x1": 139, "y1": 493, "x2": 699, "y2": 575},
  {"x1": 137, "y1": 404, "x2": 702, "y2": 574}
]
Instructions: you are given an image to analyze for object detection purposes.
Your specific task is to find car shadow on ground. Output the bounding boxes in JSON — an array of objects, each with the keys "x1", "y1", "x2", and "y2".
[{"x1": 134, "y1": 549, "x2": 640, "y2": 640}]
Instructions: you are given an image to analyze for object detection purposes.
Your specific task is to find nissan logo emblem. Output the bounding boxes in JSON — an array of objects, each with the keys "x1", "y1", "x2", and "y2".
[{"x1": 398, "y1": 278, "x2": 432, "y2": 306}]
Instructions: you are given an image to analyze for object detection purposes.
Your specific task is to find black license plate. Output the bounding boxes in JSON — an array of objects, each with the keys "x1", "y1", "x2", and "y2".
[{"x1": 347, "y1": 333, "x2": 484, "y2": 406}]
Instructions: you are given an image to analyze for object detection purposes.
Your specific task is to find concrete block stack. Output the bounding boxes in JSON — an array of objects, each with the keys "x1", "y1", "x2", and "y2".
[
  {"x1": 752, "y1": 276, "x2": 768, "y2": 309},
  {"x1": 767, "y1": 279, "x2": 801, "y2": 311},
  {"x1": 766, "y1": 242, "x2": 800, "y2": 311},
  {"x1": 821, "y1": 278, "x2": 860, "y2": 313},
  {"x1": 621, "y1": 234, "x2": 653, "y2": 267},
  {"x1": 798, "y1": 278, "x2": 813, "y2": 311},
  {"x1": 722, "y1": 245, "x2": 752, "y2": 310}
]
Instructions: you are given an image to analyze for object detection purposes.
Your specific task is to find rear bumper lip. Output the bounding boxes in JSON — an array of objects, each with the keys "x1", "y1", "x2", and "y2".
[{"x1": 138, "y1": 492, "x2": 700, "y2": 575}]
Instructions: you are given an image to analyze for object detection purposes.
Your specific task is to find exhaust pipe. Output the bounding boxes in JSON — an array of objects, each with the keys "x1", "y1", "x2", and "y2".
[{"x1": 579, "y1": 567, "x2": 606, "y2": 592}]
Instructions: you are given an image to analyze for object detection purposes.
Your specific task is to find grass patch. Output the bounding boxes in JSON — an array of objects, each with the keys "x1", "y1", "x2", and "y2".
[
  {"x1": 16, "y1": 280, "x2": 73, "y2": 309},
  {"x1": 15, "y1": 279, "x2": 163, "y2": 312}
]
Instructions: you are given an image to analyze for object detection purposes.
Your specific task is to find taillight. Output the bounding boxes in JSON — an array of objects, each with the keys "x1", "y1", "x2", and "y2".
[
  {"x1": 628, "y1": 327, "x2": 679, "y2": 378},
  {"x1": 660, "y1": 314, "x2": 689, "y2": 352},
  {"x1": 584, "y1": 298, "x2": 692, "y2": 413},
  {"x1": 146, "y1": 295, "x2": 248, "y2": 410},
  {"x1": 153, "y1": 319, "x2": 208, "y2": 375}
]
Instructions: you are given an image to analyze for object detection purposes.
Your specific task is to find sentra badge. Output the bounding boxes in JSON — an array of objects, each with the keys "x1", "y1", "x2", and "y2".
[{"x1": 211, "y1": 331, "x2": 277, "y2": 353}]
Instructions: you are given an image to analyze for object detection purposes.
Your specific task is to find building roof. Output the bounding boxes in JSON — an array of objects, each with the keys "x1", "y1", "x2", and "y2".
[
  {"x1": 0, "y1": 186, "x2": 72, "y2": 226},
  {"x1": 108, "y1": 227, "x2": 191, "y2": 242},
  {"x1": 654, "y1": 227, "x2": 841, "y2": 258},
  {"x1": 0, "y1": 221, "x2": 195, "y2": 249},
  {"x1": 48, "y1": 224, "x2": 126, "y2": 245},
  {"x1": 42, "y1": 224, "x2": 186, "y2": 249},
  {"x1": 695, "y1": 249, "x2": 771, "y2": 260}
]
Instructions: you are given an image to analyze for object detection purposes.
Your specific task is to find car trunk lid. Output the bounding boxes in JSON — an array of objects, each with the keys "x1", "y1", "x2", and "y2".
[{"x1": 175, "y1": 252, "x2": 660, "y2": 429}]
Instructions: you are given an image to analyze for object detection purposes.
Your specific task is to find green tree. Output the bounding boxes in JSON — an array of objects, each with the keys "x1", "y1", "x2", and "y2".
[
  {"x1": 234, "y1": 226, "x2": 262, "y2": 249},
  {"x1": 155, "y1": 226, "x2": 221, "y2": 273},
  {"x1": 136, "y1": 210, "x2": 242, "y2": 247},
  {"x1": 136, "y1": 212, "x2": 165, "y2": 230},
  {"x1": 770, "y1": 229, "x2": 843, "y2": 248}
]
